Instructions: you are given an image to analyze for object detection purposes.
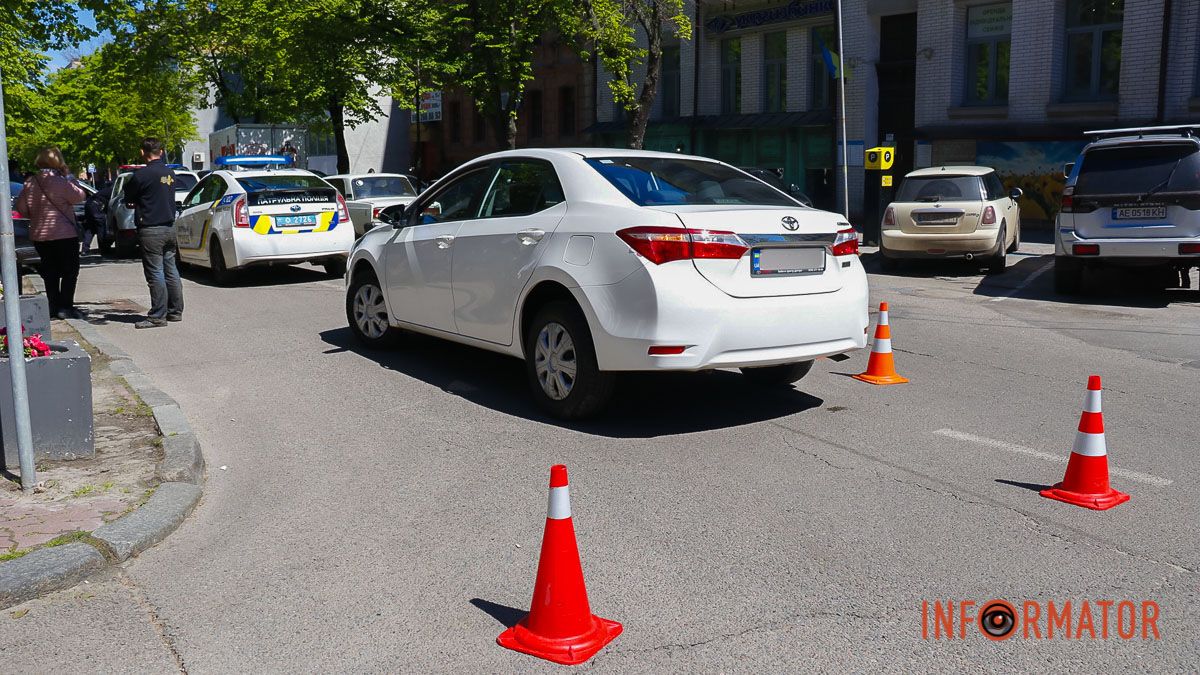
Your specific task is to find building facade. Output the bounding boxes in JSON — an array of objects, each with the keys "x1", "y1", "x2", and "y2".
[{"x1": 591, "y1": 0, "x2": 1200, "y2": 224}]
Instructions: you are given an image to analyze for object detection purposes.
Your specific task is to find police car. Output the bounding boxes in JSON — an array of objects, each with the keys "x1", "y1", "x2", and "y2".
[{"x1": 174, "y1": 155, "x2": 354, "y2": 284}]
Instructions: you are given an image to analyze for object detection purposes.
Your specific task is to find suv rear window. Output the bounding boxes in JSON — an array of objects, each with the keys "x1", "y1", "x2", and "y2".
[
  {"x1": 586, "y1": 157, "x2": 797, "y2": 207},
  {"x1": 235, "y1": 174, "x2": 336, "y2": 206},
  {"x1": 896, "y1": 176, "x2": 984, "y2": 202},
  {"x1": 1075, "y1": 143, "x2": 1200, "y2": 196}
]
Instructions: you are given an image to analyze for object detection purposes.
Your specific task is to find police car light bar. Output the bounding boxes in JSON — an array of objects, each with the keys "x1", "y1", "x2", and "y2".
[{"x1": 214, "y1": 155, "x2": 294, "y2": 168}]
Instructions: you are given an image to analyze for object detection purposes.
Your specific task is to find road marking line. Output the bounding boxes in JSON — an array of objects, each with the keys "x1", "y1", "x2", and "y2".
[
  {"x1": 933, "y1": 428, "x2": 1173, "y2": 487},
  {"x1": 989, "y1": 261, "x2": 1052, "y2": 302}
]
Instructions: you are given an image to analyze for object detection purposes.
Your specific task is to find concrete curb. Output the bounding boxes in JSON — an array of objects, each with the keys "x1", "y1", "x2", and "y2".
[{"x1": 0, "y1": 318, "x2": 206, "y2": 610}]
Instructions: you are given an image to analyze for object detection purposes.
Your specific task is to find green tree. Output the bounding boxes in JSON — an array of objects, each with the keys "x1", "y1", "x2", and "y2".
[{"x1": 564, "y1": 0, "x2": 691, "y2": 149}]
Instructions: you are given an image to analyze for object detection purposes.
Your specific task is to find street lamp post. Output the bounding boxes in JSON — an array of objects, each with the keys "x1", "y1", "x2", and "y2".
[{"x1": 0, "y1": 76, "x2": 38, "y2": 491}]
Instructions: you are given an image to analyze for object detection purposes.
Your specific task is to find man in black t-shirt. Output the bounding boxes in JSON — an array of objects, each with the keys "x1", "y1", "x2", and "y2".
[{"x1": 123, "y1": 137, "x2": 184, "y2": 328}]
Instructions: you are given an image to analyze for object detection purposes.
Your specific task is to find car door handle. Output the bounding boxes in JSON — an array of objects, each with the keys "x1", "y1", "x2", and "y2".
[
  {"x1": 517, "y1": 228, "x2": 545, "y2": 245},
  {"x1": 436, "y1": 235, "x2": 455, "y2": 249}
]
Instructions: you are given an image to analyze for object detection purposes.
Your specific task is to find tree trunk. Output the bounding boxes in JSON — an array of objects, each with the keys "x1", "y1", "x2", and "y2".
[
  {"x1": 330, "y1": 100, "x2": 350, "y2": 174},
  {"x1": 492, "y1": 106, "x2": 519, "y2": 151},
  {"x1": 628, "y1": 19, "x2": 664, "y2": 149}
]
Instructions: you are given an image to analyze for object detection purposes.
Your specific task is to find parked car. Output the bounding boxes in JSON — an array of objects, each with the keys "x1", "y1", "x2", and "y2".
[
  {"x1": 172, "y1": 170, "x2": 200, "y2": 206},
  {"x1": 1054, "y1": 125, "x2": 1200, "y2": 294},
  {"x1": 173, "y1": 163, "x2": 354, "y2": 284},
  {"x1": 739, "y1": 167, "x2": 814, "y2": 206},
  {"x1": 879, "y1": 166, "x2": 1021, "y2": 274},
  {"x1": 324, "y1": 173, "x2": 420, "y2": 236},
  {"x1": 345, "y1": 149, "x2": 868, "y2": 419},
  {"x1": 9, "y1": 181, "x2": 40, "y2": 273},
  {"x1": 105, "y1": 170, "x2": 141, "y2": 256}
]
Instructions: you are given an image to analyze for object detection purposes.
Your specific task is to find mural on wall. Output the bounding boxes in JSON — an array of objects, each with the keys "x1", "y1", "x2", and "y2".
[{"x1": 976, "y1": 141, "x2": 1084, "y2": 223}]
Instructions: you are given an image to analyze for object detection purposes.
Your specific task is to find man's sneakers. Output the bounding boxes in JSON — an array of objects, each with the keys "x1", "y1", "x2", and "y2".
[
  {"x1": 166, "y1": 313, "x2": 183, "y2": 322},
  {"x1": 135, "y1": 318, "x2": 168, "y2": 329}
]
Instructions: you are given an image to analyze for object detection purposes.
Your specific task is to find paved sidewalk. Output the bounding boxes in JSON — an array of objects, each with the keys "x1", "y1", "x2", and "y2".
[{"x1": 1, "y1": 319, "x2": 160, "y2": 558}]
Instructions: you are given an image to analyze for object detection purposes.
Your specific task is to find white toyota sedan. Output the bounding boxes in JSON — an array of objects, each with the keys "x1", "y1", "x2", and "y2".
[
  {"x1": 175, "y1": 168, "x2": 355, "y2": 284},
  {"x1": 345, "y1": 149, "x2": 869, "y2": 418}
]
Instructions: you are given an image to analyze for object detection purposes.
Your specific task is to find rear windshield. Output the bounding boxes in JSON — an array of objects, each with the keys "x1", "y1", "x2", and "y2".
[
  {"x1": 236, "y1": 175, "x2": 336, "y2": 206},
  {"x1": 350, "y1": 176, "x2": 416, "y2": 198},
  {"x1": 174, "y1": 173, "x2": 198, "y2": 191},
  {"x1": 896, "y1": 176, "x2": 984, "y2": 202},
  {"x1": 586, "y1": 157, "x2": 797, "y2": 207},
  {"x1": 1075, "y1": 143, "x2": 1200, "y2": 195}
]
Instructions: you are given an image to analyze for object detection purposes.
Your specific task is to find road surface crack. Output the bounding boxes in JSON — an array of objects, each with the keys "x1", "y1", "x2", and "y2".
[{"x1": 116, "y1": 569, "x2": 188, "y2": 674}]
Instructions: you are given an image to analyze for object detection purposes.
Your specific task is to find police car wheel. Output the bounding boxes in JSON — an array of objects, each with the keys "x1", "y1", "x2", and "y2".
[
  {"x1": 209, "y1": 238, "x2": 234, "y2": 286},
  {"x1": 347, "y1": 271, "x2": 399, "y2": 348},
  {"x1": 324, "y1": 258, "x2": 347, "y2": 278}
]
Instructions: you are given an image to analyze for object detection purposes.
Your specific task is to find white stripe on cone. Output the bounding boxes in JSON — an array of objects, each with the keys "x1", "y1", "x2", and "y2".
[
  {"x1": 872, "y1": 337, "x2": 892, "y2": 353},
  {"x1": 880, "y1": 310, "x2": 890, "y2": 325},
  {"x1": 547, "y1": 485, "x2": 571, "y2": 520},
  {"x1": 1072, "y1": 431, "x2": 1108, "y2": 457},
  {"x1": 1083, "y1": 389, "x2": 1102, "y2": 413}
]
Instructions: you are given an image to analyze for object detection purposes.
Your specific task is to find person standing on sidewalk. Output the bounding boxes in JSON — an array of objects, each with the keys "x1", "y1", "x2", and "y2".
[
  {"x1": 14, "y1": 147, "x2": 86, "y2": 319},
  {"x1": 123, "y1": 138, "x2": 183, "y2": 329}
]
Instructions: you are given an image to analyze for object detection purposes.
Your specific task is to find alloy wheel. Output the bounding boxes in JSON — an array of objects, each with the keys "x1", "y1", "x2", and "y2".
[{"x1": 353, "y1": 283, "x2": 389, "y2": 339}]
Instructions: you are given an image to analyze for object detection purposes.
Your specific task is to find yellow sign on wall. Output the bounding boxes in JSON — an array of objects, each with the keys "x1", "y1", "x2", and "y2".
[
  {"x1": 881, "y1": 174, "x2": 893, "y2": 187},
  {"x1": 865, "y1": 146, "x2": 895, "y2": 170}
]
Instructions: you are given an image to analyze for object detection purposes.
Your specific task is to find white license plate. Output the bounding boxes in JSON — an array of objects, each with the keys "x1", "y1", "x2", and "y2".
[
  {"x1": 1112, "y1": 206, "x2": 1167, "y2": 220},
  {"x1": 275, "y1": 214, "x2": 318, "y2": 226},
  {"x1": 751, "y1": 247, "x2": 826, "y2": 276}
]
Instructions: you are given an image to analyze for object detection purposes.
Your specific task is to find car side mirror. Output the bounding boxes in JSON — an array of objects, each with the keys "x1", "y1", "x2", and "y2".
[
  {"x1": 1063, "y1": 162, "x2": 1074, "y2": 178},
  {"x1": 1009, "y1": 187, "x2": 1023, "y2": 200}
]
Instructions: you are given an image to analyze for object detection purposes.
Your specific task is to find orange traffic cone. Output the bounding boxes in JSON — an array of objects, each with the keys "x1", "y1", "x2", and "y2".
[
  {"x1": 1041, "y1": 375, "x2": 1129, "y2": 510},
  {"x1": 497, "y1": 465, "x2": 622, "y2": 665},
  {"x1": 853, "y1": 302, "x2": 909, "y2": 385}
]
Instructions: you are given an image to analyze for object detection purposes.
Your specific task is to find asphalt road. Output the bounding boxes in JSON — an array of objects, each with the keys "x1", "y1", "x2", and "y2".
[{"x1": 4, "y1": 242, "x2": 1198, "y2": 672}]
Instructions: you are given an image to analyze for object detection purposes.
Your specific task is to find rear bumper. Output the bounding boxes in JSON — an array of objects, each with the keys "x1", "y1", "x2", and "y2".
[
  {"x1": 231, "y1": 227, "x2": 354, "y2": 268},
  {"x1": 1055, "y1": 227, "x2": 1200, "y2": 260},
  {"x1": 579, "y1": 258, "x2": 870, "y2": 371},
  {"x1": 880, "y1": 228, "x2": 999, "y2": 257}
]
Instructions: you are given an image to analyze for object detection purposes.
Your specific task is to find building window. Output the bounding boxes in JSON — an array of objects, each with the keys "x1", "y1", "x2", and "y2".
[
  {"x1": 448, "y1": 101, "x2": 462, "y2": 142},
  {"x1": 559, "y1": 86, "x2": 576, "y2": 137},
  {"x1": 811, "y1": 25, "x2": 835, "y2": 109},
  {"x1": 661, "y1": 44, "x2": 681, "y2": 118},
  {"x1": 720, "y1": 37, "x2": 741, "y2": 114},
  {"x1": 473, "y1": 107, "x2": 485, "y2": 143},
  {"x1": 763, "y1": 32, "x2": 787, "y2": 113},
  {"x1": 1064, "y1": 0, "x2": 1123, "y2": 100},
  {"x1": 965, "y1": 3, "x2": 1011, "y2": 105},
  {"x1": 528, "y1": 90, "x2": 543, "y2": 139}
]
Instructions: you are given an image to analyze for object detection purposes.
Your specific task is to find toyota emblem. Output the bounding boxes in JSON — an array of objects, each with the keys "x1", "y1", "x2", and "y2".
[
  {"x1": 290, "y1": 204, "x2": 302, "y2": 212},
  {"x1": 781, "y1": 216, "x2": 800, "y2": 231}
]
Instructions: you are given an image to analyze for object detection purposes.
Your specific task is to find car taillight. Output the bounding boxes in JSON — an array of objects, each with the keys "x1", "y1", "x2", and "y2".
[
  {"x1": 831, "y1": 226, "x2": 859, "y2": 256},
  {"x1": 11, "y1": 210, "x2": 21, "y2": 219},
  {"x1": 1180, "y1": 243, "x2": 1200, "y2": 255},
  {"x1": 336, "y1": 194, "x2": 350, "y2": 224},
  {"x1": 233, "y1": 196, "x2": 250, "y2": 228},
  {"x1": 372, "y1": 206, "x2": 383, "y2": 219},
  {"x1": 1060, "y1": 186, "x2": 1074, "y2": 213},
  {"x1": 882, "y1": 207, "x2": 895, "y2": 228},
  {"x1": 1073, "y1": 243, "x2": 1099, "y2": 255},
  {"x1": 616, "y1": 226, "x2": 748, "y2": 264},
  {"x1": 981, "y1": 205, "x2": 996, "y2": 225}
]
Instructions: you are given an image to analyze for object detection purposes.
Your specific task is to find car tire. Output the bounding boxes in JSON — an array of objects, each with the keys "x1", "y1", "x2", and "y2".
[
  {"x1": 1054, "y1": 256, "x2": 1083, "y2": 294},
  {"x1": 1007, "y1": 224, "x2": 1020, "y2": 253},
  {"x1": 97, "y1": 232, "x2": 113, "y2": 254},
  {"x1": 985, "y1": 225, "x2": 1007, "y2": 275},
  {"x1": 209, "y1": 237, "x2": 235, "y2": 286},
  {"x1": 878, "y1": 250, "x2": 900, "y2": 273},
  {"x1": 346, "y1": 269, "x2": 400, "y2": 348},
  {"x1": 524, "y1": 301, "x2": 615, "y2": 420},
  {"x1": 739, "y1": 360, "x2": 815, "y2": 386},
  {"x1": 324, "y1": 258, "x2": 347, "y2": 278}
]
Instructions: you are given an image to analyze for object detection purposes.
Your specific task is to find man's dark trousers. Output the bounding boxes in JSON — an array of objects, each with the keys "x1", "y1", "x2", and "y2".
[{"x1": 139, "y1": 226, "x2": 183, "y2": 319}]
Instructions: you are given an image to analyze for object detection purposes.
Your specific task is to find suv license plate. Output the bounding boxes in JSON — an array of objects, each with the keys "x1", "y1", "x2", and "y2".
[
  {"x1": 1112, "y1": 206, "x2": 1167, "y2": 220},
  {"x1": 751, "y1": 247, "x2": 825, "y2": 276}
]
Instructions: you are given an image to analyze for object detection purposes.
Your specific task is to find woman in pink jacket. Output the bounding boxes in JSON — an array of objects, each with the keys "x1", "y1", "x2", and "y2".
[{"x1": 15, "y1": 147, "x2": 86, "y2": 319}]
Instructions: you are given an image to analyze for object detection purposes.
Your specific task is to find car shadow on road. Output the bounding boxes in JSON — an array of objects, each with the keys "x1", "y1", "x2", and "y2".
[
  {"x1": 181, "y1": 263, "x2": 335, "y2": 289},
  {"x1": 319, "y1": 327, "x2": 825, "y2": 438},
  {"x1": 972, "y1": 254, "x2": 1200, "y2": 308},
  {"x1": 470, "y1": 598, "x2": 526, "y2": 629}
]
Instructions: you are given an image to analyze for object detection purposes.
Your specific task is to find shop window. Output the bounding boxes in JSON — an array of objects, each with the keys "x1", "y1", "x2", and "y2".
[
  {"x1": 661, "y1": 44, "x2": 681, "y2": 118},
  {"x1": 559, "y1": 86, "x2": 576, "y2": 137},
  {"x1": 763, "y1": 32, "x2": 787, "y2": 113},
  {"x1": 811, "y1": 25, "x2": 835, "y2": 110},
  {"x1": 721, "y1": 37, "x2": 741, "y2": 114},
  {"x1": 965, "y1": 3, "x2": 1011, "y2": 105},
  {"x1": 1064, "y1": 0, "x2": 1123, "y2": 100}
]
